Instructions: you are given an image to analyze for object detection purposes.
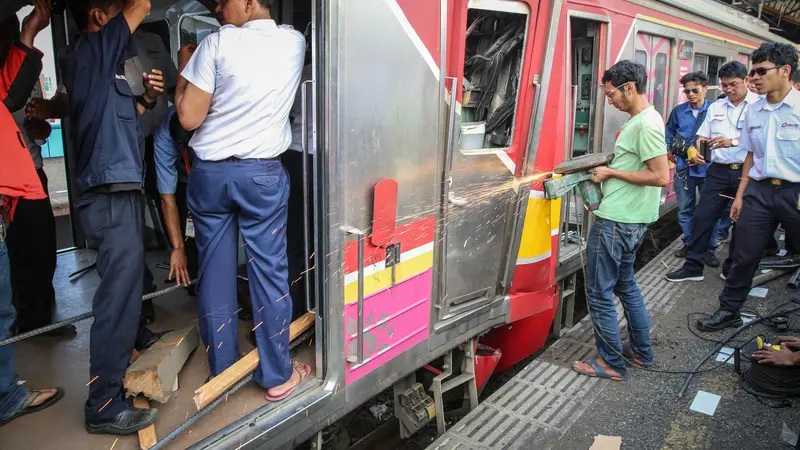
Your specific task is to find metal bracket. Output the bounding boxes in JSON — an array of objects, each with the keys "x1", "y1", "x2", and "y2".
[
  {"x1": 429, "y1": 338, "x2": 479, "y2": 436},
  {"x1": 344, "y1": 228, "x2": 366, "y2": 365},
  {"x1": 385, "y1": 242, "x2": 401, "y2": 285}
]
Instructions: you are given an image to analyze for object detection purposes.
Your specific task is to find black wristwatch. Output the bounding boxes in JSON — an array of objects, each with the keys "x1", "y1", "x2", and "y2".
[{"x1": 136, "y1": 95, "x2": 157, "y2": 111}]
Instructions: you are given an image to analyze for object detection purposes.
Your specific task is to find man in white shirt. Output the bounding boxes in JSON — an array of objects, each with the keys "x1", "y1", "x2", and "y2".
[
  {"x1": 176, "y1": 0, "x2": 309, "y2": 401},
  {"x1": 666, "y1": 61, "x2": 760, "y2": 283},
  {"x1": 696, "y1": 42, "x2": 800, "y2": 332}
]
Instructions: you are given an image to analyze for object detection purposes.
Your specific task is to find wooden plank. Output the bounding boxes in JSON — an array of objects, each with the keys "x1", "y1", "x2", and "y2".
[
  {"x1": 124, "y1": 326, "x2": 200, "y2": 403},
  {"x1": 133, "y1": 397, "x2": 157, "y2": 450},
  {"x1": 193, "y1": 311, "x2": 315, "y2": 410}
]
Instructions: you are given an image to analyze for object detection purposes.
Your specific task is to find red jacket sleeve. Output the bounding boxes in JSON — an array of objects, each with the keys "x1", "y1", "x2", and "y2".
[{"x1": 0, "y1": 42, "x2": 43, "y2": 113}]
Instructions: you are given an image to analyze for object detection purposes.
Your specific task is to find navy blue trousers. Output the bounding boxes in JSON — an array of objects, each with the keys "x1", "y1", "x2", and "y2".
[
  {"x1": 719, "y1": 180, "x2": 800, "y2": 311},
  {"x1": 682, "y1": 164, "x2": 741, "y2": 275},
  {"x1": 188, "y1": 158, "x2": 293, "y2": 389},
  {"x1": 77, "y1": 191, "x2": 145, "y2": 422}
]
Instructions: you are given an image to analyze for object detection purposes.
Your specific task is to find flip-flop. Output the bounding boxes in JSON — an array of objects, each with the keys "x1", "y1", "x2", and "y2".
[
  {"x1": 622, "y1": 342, "x2": 654, "y2": 368},
  {"x1": 0, "y1": 387, "x2": 64, "y2": 427},
  {"x1": 573, "y1": 359, "x2": 626, "y2": 381},
  {"x1": 265, "y1": 363, "x2": 311, "y2": 402}
]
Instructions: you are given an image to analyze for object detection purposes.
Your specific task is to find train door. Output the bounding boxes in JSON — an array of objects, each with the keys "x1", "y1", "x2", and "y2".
[
  {"x1": 438, "y1": 0, "x2": 538, "y2": 321},
  {"x1": 634, "y1": 33, "x2": 672, "y2": 120},
  {"x1": 635, "y1": 32, "x2": 673, "y2": 204},
  {"x1": 557, "y1": 16, "x2": 608, "y2": 268}
]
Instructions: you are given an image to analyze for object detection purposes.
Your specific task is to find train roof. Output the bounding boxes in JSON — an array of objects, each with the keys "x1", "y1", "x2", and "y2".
[{"x1": 656, "y1": 0, "x2": 799, "y2": 48}]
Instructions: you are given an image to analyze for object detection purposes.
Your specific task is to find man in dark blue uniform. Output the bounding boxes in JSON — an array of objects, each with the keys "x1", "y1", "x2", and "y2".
[
  {"x1": 698, "y1": 42, "x2": 800, "y2": 332},
  {"x1": 61, "y1": 0, "x2": 164, "y2": 434}
]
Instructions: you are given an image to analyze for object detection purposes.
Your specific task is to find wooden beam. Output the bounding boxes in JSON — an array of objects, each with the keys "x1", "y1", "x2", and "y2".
[
  {"x1": 124, "y1": 326, "x2": 200, "y2": 403},
  {"x1": 193, "y1": 311, "x2": 315, "y2": 410},
  {"x1": 133, "y1": 397, "x2": 157, "y2": 450}
]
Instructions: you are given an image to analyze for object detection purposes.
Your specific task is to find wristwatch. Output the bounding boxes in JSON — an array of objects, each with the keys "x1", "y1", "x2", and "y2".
[
  {"x1": 136, "y1": 95, "x2": 157, "y2": 111},
  {"x1": 731, "y1": 138, "x2": 739, "y2": 147}
]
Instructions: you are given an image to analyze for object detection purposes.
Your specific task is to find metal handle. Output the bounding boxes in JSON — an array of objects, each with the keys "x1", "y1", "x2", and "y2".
[
  {"x1": 448, "y1": 190, "x2": 467, "y2": 206},
  {"x1": 439, "y1": 77, "x2": 459, "y2": 304},
  {"x1": 568, "y1": 85, "x2": 579, "y2": 158},
  {"x1": 344, "y1": 228, "x2": 366, "y2": 365},
  {"x1": 301, "y1": 80, "x2": 314, "y2": 314}
]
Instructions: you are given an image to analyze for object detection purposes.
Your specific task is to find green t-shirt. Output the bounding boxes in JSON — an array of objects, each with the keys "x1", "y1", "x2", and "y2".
[{"x1": 594, "y1": 106, "x2": 667, "y2": 224}]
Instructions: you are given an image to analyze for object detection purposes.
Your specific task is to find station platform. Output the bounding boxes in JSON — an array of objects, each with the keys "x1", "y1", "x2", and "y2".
[{"x1": 429, "y1": 236, "x2": 800, "y2": 450}]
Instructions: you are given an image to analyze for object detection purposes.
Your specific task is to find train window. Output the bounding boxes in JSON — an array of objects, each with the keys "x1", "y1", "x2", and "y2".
[
  {"x1": 460, "y1": 9, "x2": 527, "y2": 150},
  {"x1": 179, "y1": 13, "x2": 221, "y2": 47},
  {"x1": 693, "y1": 54, "x2": 708, "y2": 74},
  {"x1": 654, "y1": 52, "x2": 667, "y2": 117},
  {"x1": 635, "y1": 50, "x2": 648, "y2": 68}
]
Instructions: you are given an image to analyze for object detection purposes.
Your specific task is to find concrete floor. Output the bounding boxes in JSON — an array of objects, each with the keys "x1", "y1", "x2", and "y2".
[
  {"x1": 431, "y1": 234, "x2": 800, "y2": 450},
  {"x1": 0, "y1": 249, "x2": 315, "y2": 450}
]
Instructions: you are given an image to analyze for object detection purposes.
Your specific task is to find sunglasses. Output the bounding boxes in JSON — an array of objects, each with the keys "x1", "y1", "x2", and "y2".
[
  {"x1": 683, "y1": 88, "x2": 701, "y2": 94},
  {"x1": 749, "y1": 66, "x2": 780, "y2": 77}
]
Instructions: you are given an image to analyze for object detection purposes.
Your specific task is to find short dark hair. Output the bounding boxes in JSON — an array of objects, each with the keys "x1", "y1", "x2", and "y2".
[
  {"x1": 792, "y1": 69, "x2": 800, "y2": 84},
  {"x1": 751, "y1": 41, "x2": 798, "y2": 76},
  {"x1": 256, "y1": 0, "x2": 273, "y2": 8},
  {"x1": 680, "y1": 71, "x2": 708, "y2": 86},
  {"x1": 68, "y1": 0, "x2": 119, "y2": 30},
  {"x1": 601, "y1": 60, "x2": 647, "y2": 94},
  {"x1": 718, "y1": 61, "x2": 748, "y2": 80}
]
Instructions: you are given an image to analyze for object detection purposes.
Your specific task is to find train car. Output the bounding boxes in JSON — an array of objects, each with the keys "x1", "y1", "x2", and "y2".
[{"x1": 11, "y1": 0, "x2": 795, "y2": 449}]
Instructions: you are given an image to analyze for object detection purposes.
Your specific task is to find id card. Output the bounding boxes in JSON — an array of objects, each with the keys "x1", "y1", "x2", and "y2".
[{"x1": 185, "y1": 217, "x2": 195, "y2": 239}]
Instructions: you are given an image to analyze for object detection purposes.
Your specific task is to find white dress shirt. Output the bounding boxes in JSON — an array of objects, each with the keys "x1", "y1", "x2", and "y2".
[
  {"x1": 740, "y1": 88, "x2": 800, "y2": 182},
  {"x1": 181, "y1": 20, "x2": 306, "y2": 161},
  {"x1": 696, "y1": 90, "x2": 760, "y2": 164}
]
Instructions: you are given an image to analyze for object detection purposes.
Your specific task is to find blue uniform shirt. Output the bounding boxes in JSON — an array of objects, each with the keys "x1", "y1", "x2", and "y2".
[
  {"x1": 740, "y1": 88, "x2": 800, "y2": 183},
  {"x1": 59, "y1": 14, "x2": 145, "y2": 195},
  {"x1": 665, "y1": 99, "x2": 712, "y2": 177},
  {"x1": 154, "y1": 106, "x2": 189, "y2": 195}
]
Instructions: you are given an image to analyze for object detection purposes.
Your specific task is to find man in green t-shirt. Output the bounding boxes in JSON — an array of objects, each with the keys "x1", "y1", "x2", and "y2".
[{"x1": 572, "y1": 60, "x2": 670, "y2": 381}]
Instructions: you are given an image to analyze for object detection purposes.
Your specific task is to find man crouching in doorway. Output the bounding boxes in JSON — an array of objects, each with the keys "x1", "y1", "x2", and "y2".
[{"x1": 572, "y1": 60, "x2": 669, "y2": 381}]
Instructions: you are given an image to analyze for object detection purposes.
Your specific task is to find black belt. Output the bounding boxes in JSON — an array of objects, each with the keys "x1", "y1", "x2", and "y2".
[
  {"x1": 713, "y1": 162, "x2": 743, "y2": 170},
  {"x1": 756, "y1": 178, "x2": 799, "y2": 187}
]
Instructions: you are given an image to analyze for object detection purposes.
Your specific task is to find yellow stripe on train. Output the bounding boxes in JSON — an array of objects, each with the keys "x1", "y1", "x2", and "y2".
[
  {"x1": 344, "y1": 251, "x2": 434, "y2": 304},
  {"x1": 516, "y1": 194, "x2": 560, "y2": 265}
]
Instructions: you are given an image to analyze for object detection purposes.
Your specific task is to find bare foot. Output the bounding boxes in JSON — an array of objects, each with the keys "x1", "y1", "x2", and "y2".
[
  {"x1": 572, "y1": 357, "x2": 624, "y2": 379},
  {"x1": 265, "y1": 362, "x2": 310, "y2": 400},
  {"x1": 30, "y1": 388, "x2": 58, "y2": 407}
]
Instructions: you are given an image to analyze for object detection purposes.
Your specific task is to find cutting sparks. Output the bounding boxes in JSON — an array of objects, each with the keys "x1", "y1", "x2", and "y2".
[
  {"x1": 252, "y1": 321, "x2": 264, "y2": 331},
  {"x1": 98, "y1": 398, "x2": 113, "y2": 413},
  {"x1": 110, "y1": 438, "x2": 119, "y2": 450},
  {"x1": 86, "y1": 375, "x2": 99, "y2": 386},
  {"x1": 218, "y1": 341, "x2": 223, "y2": 348}
]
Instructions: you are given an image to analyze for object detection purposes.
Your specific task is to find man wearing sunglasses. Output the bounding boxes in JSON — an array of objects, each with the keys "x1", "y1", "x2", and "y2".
[
  {"x1": 666, "y1": 61, "x2": 760, "y2": 284},
  {"x1": 665, "y1": 72, "x2": 726, "y2": 266},
  {"x1": 698, "y1": 42, "x2": 800, "y2": 332}
]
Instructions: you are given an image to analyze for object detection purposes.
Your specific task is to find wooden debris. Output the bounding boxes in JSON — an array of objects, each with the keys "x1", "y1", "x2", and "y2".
[
  {"x1": 193, "y1": 312, "x2": 315, "y2": 410},
  {"x1": 133, "y1": 397, "x2": 157, "y2": 450},
  {"x1": 124, "y1": 326, "x2": 200, "y2": 403}
]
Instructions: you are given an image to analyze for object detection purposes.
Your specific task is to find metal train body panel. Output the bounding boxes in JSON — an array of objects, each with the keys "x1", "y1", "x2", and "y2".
[{"x1": 107, "y1": 0, "x2": 793, "y2": 448}]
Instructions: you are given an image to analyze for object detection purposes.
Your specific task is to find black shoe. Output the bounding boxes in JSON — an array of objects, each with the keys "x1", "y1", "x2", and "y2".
[
  {"x1": 674, "y1": 245, "x2": 688, "y2": 258},
  {"x1": 86, "y1": 406, "x2": 158, "y2": 435},
  {"x1": 140, "y1": 298, "x2": 156, "y2": 325},
  {"x1": 704, "y1": 253, "x2": 720, "y2": 268},
  {"x1": 696, "y1": 309, "x2": 743, "y2": 332},
  {"x1": 763, "y1": 247, "x2": 780, "y2": 258},
  {"x1": 135, "y1": 326, "x2": 170, "y2": 351},
  {"x1": 665, "y1": 268, "x2": 704, "y2": 282},
  {"x1": 238, "y1": 292, "x2": 253, "y2": 321}
]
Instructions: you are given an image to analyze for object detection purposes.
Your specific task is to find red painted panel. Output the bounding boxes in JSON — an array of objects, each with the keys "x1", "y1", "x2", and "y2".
[
  {"x1": 482, "y1": 298, "x2": 558, "y2": 373},
  {"x1": 343, "y1": 216, "x2": 435, "y2": 275},
  {"x1": 396, "y1": 0, "x2": 442, "y2": 68}
]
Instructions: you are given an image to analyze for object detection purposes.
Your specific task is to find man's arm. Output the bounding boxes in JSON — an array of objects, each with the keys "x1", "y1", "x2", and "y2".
[
  {"x1": 664, "y1": 108, "x2": 678, "y2": 149},
  {"x1": 123, "y1": 0, "x2": 152, "y2": 34},
  {"x1": 160, "y1": 193, "x2": 190, "y2": 286},
  {"x1": 594, "y1": 154, "x2": 670, "y2": 187},
  {"x1": 176, "y1": 42, "x2": 213, "y2": 131},
  {"x1": 1, "y1": 0, "x2": 49, "y2": 113},
  {"x1": 591, "y1": 126, "x2": 670, "y2": 187},
  {"x1": 26, "y1": 92, "x2": 69, "y2": 120}
]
